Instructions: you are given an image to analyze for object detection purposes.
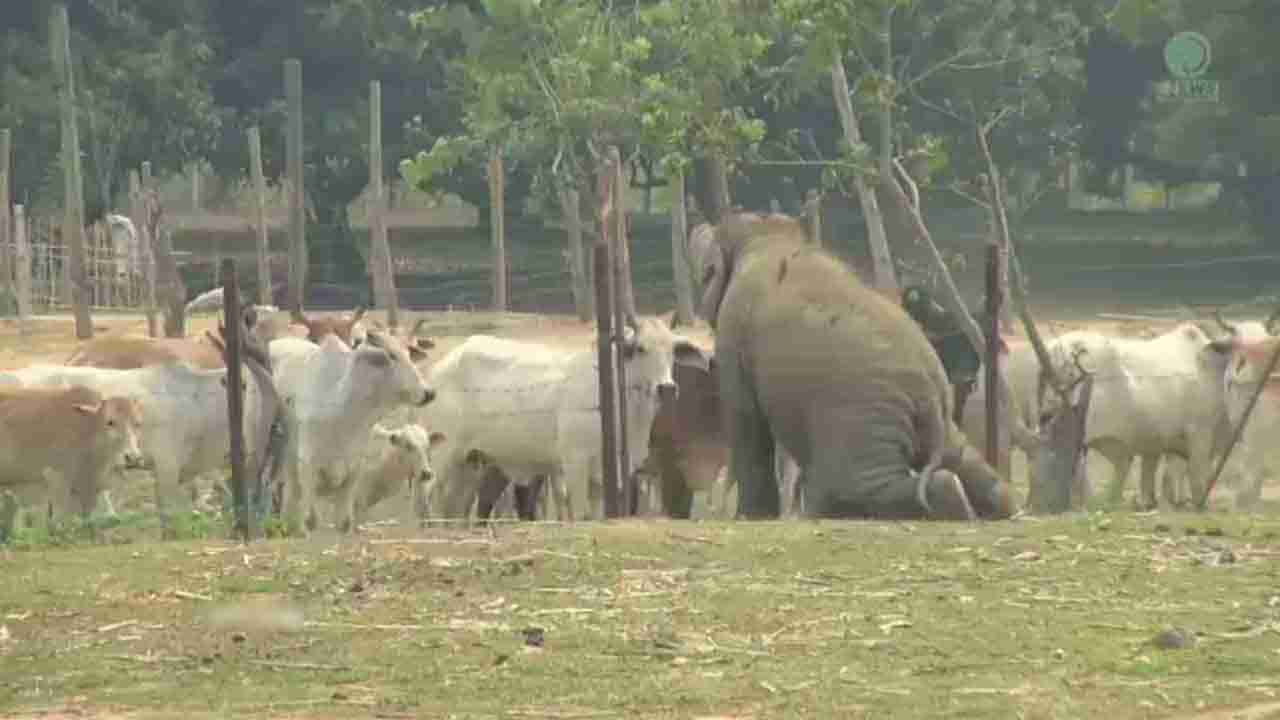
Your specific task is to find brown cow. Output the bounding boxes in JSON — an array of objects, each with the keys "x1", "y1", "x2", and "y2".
[
  {"x1": 291, "y1": 307, "x2": 368, "y2": 346},
  {"x1": 0, "y1": 385, "x2": 144, "y2": 533},
  {"x1": 67, "y1": 307, "x2": 275, "y2": 371},
  {"x1": 66, "y1": 335, "x2": 225, "y2": 370},
  {"x1": 648, "y1": 359, "x2": 728, "y2": 518}
]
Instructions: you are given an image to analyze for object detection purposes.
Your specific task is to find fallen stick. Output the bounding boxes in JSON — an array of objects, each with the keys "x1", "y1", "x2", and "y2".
[
  {"x1": 246, "y1": 660, "x2": 350, "y2": 671},
  {"x1": 304, "y1": 621, "x2": 425, "y2": 631}
]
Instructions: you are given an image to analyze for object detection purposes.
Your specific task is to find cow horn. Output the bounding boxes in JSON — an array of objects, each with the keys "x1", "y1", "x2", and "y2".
[
  {"x1": 411, "y1": 317, "x2": 429, "y2": 337},
  {"x1": 1265, "y1": 305, "x2": 1280, "y2": 335},
  {"x1": 1211, "y1": 309, "x2": 1236, "y2": 335},
  {"x1": 350, "y1": 306, "x2": 368, "y2": 324}
]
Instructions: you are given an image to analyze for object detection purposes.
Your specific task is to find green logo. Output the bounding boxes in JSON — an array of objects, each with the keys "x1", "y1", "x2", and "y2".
[{"x1": 1164, "y1": 31, "x2": 1211, "y2": 79}]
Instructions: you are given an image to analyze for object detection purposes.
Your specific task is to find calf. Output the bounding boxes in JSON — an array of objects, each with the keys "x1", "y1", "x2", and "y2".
[
  {"x1": 0, "y1": 385, "x2": 143, "y2": 533},
  {"x1": 310, "y1": 423, "x2": 446, "y2": 532},
  {"x1": 421, "y1": 315, "x2": 709, "y2": 521},
  {"x1": 6, "y1": 361, "x2": 269, "y2": 526},
  {"x1": 271, "y1": 330, "x2": 434, "y2": 536}
]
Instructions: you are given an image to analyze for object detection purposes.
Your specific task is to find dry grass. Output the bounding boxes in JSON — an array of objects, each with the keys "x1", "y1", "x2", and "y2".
[
  {"x1": 1, "y1": 309, "x2": 1279, "y2": 719},
  {"x1": 2, "y1": 516, "x2": 1280, "y2": 719}
]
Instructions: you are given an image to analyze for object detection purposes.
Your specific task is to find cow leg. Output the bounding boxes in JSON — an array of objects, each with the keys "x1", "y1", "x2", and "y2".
[
  {"x1": 281, "y1": 459, "x2": 317, "y2": 537},
  {"x1": 1097, "y1": 444, "x2": 1135, "y2": 505},
  {"x1": 473, "y1": 466, "x2": 511, "y2": 523},
  {"x1": 514, "y1": 476, "x2": 545, "y2": 521},
  {"x1": 1185, "y1": 433, "x2": 1215, "y2": 508},
  {"x1": 1136, "y1": 454, "x2": 1161, "y2": 510}
]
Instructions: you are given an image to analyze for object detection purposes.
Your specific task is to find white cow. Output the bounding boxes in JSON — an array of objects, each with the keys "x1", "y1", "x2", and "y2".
[
  {"x1": 421, "y1": 316, "x2": 709, "y2": 521},
  {"x1": 309, "y1": 422, "x2": 446, "y2": 532},
  {"x1": 960, "y1": 337, "x2": 1044, "y2": 482},
  {"x1": 3, "y1": 361, "x2": 268, "y2": 526},
  {"x1": 270, "y1": 330, "x2": 434, "y2": 536},
  {"x1": 106, "y1": 213, "x2": 142, "y2": 279},
  {"x1": 1040, "y1": 323, "x2": 1237, "y2": 509},
  {"x1": 1222, "y1": 325, "x2": 1280, "y2": 507}
]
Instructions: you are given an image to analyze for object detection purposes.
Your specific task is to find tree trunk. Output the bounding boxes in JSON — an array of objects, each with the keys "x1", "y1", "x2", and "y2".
[
  {"x1": 52, "y1": 4, "x2": 92, "y2": 339},
  {"x1": 368, "y1": 81, "x2": 399, "y2": 328},
  {"x1": 695, "y1": 155, "x2": 731, "y2": 225},
  {"x1": 559, "y1": 186, "x2": 592, "y2": 321},
  {"x1": 284, "y1": 58, "x2": 307, "y2": 315},
  {"x1": 489, "y1": 147, "x2": 507, "y2": 312},
  {"x1": 830, "y1": 48, "x2": 898, "y2": 298},
  {"x1": 670, "y1": 169, "x2": 695, "y2": 324}
]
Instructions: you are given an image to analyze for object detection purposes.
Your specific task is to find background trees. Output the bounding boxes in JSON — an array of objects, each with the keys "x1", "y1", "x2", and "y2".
[{"x1": 3, "y1": 0, "x2": 1276, "y2": 301}]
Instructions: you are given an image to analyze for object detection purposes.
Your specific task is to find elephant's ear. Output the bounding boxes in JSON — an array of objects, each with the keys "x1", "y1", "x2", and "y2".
[{"x1": 696, "y1": 242, "x2": 730, "y2": 328}]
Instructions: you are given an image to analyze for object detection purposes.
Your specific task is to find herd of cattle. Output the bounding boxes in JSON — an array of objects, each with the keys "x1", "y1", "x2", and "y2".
[{"x1": 1, "y1": 210, "x2": 1278, "y2": 537}]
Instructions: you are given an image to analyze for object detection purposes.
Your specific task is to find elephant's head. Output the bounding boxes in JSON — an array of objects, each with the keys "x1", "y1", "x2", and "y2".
[{"x1": 697, "y1": 211, "x2": 809, "y2": 329}]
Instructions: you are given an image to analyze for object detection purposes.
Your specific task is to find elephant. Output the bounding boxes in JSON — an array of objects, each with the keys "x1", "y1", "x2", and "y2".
[{"x1": 697, "y1": 211, "x2": 1016, "y2": 521}]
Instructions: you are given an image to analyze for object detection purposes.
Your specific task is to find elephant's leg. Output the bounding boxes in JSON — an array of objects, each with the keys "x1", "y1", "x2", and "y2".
[
  {"x1": 719, "y1": 354, "x2": 778, "y2": 519},
  {"x1": 804, "y1": 416, "x2": 977, "y2": 521},
  {"x1": 727, "y1": 407, "x2": 778, "y2": 519}
]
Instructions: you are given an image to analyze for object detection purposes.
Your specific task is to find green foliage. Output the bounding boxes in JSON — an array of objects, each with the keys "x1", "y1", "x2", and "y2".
[{"x1": 402, "y1": 0, "x2": 773, "y2": 212}]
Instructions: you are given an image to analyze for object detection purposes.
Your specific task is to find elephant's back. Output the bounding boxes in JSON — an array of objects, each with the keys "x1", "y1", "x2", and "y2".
[{"x1": 725, "y1": 244, "x2": 952, "y2": 459}]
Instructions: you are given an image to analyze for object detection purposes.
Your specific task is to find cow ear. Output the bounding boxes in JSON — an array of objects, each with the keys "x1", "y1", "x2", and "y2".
[
  {"x1": 73, "y1": 402, "x2": 102, "y2": 416},
  {"x1": 359, "y1": 348, "x2": 391, "y2": 368},
  {"x1": 415, "y1": 337, "x2": 436, "y2": 351},
  {"x1": 673, "y1": 341, "x2": 710, "y2": 372},
  {"x1": 428, "y1": 431, "x2": 447, "y2": 448},
  {"x1": 408, "y1": 342, "x2": 429, "y2": 362}
]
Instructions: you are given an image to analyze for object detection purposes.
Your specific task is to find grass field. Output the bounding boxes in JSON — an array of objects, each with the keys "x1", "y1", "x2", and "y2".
[{"x1": 4, "y1": 206, "x2": 1280, "y2": 718}]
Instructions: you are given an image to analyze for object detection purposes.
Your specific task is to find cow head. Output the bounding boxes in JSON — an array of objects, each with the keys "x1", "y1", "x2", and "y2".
[
  {"x1": 617, "y1": 313, "x2": 710, "y2": 404},
  {"x1": 375, "y1": 423, "x2": 447, "y2": 492},
  {"x1": 78, "y1": 395, "x2": 145, "y2": 470},
  {"x1": 697, "y1": 212, "x2": 808, "y2": 330},
  {"x1": 357, "y1": 330, "x2": 436, "y2": 407}
]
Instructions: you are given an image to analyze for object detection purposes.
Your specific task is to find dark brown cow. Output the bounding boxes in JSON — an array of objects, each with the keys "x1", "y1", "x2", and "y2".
[{"x1": 648, "y1": 359, "x2": 727, "y2": 518}]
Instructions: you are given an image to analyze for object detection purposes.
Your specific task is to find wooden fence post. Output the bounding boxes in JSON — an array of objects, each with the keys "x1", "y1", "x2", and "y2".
[
  {"x1": 51, "y1": 4, "x2": 92, "y2": 339},
  {"x1": 670, "y1": 169, "x2": 695, "y2": 326},
  {"x1": 220, "y1": 259, "x2": 249, "y2": 542},
  {"x1": 805, "y1": 189, "x2": 823, "y2": 246},
  {"x1": 595, "y1": 244, "x2": 620, "y2": 520},
  {"x1": 13, "y1": 205, "x2": 29, "y2": 319},
  {"x1": 130, "y1": 170, "x2": 156, "y2": 336},
  {"x1": 595, "y1": 157, "x2": 621, "y2": 520},
  {"x1": 247, "y1": 128, "x2": 272, "y2": 307},
  {"x1": 1, "y1": 128, "x2": 10, "y2": 299},
  {"x1": 368, "y1": 80, "x2": 399, "y2": 328},
  {"x1": 284, "y1": 58, "x2": 307, "y2": 315},
  {"x1": 984, "y1": 244, "x2": 1003, "y2": 472},
  {"x1": 489, "y1": 147, "x2": 507, "y2": 312},
  {"x1": 611, "y1": 151, "x2": 632, "y2": 515}
]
